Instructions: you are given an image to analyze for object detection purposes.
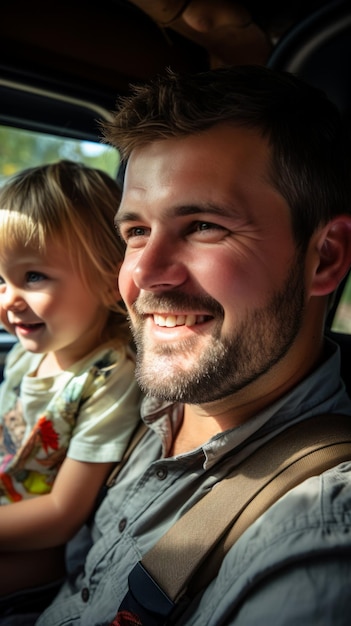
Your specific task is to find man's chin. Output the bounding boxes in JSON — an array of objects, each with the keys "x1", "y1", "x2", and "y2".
[{"x1": 135, "y1": 356, "x2": 195, "y2": 400}]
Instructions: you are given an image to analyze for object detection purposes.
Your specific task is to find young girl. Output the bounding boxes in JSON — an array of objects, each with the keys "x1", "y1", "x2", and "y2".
[{"x1": 0, "y1": 160, "x2": 142, "y2": 596}]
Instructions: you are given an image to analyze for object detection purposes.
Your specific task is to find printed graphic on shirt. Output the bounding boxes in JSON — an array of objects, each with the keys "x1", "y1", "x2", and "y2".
[
  {"x1": 0, "y1": 351, "x2": 117, "y2": 503},
  {"x1": 0, "y1": 393, "x2": 25, "y2": 454}
]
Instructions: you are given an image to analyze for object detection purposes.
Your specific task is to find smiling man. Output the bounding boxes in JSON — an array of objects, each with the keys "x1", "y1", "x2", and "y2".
[
  {"x1": 36, "y1": 66, "x2": 351, "y2": 626},
  {"x1": 117, "y1": 127, "x2": 305, "y2": 404}
]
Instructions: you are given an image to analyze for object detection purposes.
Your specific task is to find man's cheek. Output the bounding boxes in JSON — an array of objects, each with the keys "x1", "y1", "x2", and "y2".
[{"x1": 118, "y1": 264, "x2": 131, "y2": 303}]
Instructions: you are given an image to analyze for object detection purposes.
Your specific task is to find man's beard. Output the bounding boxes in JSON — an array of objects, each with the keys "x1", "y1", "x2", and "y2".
[{"x1": 129, "y1": 253, "x2": 306, "y2": 404}]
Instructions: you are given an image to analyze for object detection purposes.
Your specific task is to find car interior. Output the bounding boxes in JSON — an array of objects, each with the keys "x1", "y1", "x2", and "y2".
[{"x1": 0, "y1": 0, "x2": 350, "y2": 392}]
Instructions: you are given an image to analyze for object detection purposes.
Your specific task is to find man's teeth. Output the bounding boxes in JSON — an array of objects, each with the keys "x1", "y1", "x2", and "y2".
[{"x1": 154, "y1": 314, "x2": 205, "y2": 328}]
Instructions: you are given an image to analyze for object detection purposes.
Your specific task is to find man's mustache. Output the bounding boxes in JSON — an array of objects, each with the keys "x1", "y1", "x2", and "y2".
[{"x1": 132, "y1": 292, "x2": 224, "y2": 318}]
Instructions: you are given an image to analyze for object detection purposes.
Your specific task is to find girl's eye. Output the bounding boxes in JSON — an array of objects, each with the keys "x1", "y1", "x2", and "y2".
[{"x1": 26, "y1": 271, "x2": 47, "y2": 283}]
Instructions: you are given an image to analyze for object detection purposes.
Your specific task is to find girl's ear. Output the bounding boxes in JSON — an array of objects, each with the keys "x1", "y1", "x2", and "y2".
[{"x1": 310, "y1": 215, "x2": 351, "y2": 296}]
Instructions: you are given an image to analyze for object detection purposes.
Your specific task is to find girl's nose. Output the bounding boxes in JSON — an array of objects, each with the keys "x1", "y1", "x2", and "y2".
[{"x1": 0, "y1": 286, "x2": 27, "y2": 312}]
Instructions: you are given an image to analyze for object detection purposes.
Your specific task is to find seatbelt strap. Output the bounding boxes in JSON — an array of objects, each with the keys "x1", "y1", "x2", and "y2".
[
  {"x1": 91, "y1": 420, "x2": 148, "y2": 517},
  {"x1": 116, "y1": 413, "x2": 351, "y2": 624},
  {"x1": 105, "y1": 420, "x2": 148, "y2": 488}
]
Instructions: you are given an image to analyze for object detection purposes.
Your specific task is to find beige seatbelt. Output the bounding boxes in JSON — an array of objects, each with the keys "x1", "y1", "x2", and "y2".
[
  {"x1": 105, "y1": 419, "x2": 148, "y2": 488},
  {"x1": 92, "y1": 420, "x2": 147, "y2": 516},
  {"x1": 137, "y1": 413, "x2": 351, "y2": 604}
]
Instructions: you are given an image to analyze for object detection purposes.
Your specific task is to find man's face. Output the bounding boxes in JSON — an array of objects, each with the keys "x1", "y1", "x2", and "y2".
[{"x1": 117, "y1": 124, "x2": 306, "y2": 403}]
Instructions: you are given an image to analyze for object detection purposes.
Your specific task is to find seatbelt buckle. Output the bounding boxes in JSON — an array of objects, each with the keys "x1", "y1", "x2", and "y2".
[{"x1": 114, "y1": 562, "x2": 176, "y2": 625}]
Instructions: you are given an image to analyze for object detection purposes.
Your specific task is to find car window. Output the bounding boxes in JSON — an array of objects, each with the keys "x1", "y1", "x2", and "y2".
[
  {"x1": 0, "y1": 124, "x2": 119, "y2": 186},
  {"x1": 332, "y1": 273, "x2": 351, "y2": 334}
]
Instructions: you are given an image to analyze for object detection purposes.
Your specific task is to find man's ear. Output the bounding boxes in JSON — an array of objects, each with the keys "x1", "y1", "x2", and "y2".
[{"x1": 310, "y1": 215, "x2": 351, "y2": 296}]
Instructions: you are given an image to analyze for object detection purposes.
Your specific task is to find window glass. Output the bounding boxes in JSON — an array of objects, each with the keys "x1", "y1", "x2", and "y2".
[
  {"x1": 0, "y1": 125, "x2": 119, "y2": 186},
  {"x1": 332, "y1": 273, "x2": 351, "y2": 333}
]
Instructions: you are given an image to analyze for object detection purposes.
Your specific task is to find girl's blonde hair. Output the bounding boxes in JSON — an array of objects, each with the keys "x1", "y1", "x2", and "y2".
[{"x1": 0, "y1": 160, "x2": 129, "y2": 343}]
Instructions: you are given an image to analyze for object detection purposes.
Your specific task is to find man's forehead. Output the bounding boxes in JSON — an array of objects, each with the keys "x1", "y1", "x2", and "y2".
[{"x1": 121, "y1": 126, "x2": 272, "y2": 197}]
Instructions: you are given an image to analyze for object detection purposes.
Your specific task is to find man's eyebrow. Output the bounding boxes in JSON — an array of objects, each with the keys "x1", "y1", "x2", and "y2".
[
  {"x1": 174, "y1": 204, "x2": 234, "y2": 217},
  {"x1": 115, "y1": 203, "x2": 237, "y2": 228},
  {"x1": 114, "y1": 211, "x2": 139, "y2": 229}
]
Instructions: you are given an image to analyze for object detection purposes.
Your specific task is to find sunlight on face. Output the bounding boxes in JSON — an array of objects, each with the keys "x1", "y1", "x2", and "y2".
[
  {"x1": 0, "y1": 240, "x2": 108, "y2": 366},
  {"x1": 132, "y1": 253, "x2": 305, "y2": 402}
]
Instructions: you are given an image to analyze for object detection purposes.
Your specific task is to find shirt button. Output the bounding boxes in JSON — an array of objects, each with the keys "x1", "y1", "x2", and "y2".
[
  {"x1": 81, "y1": 587, "x2": 90, "y2": 603},
  {"x1": 156, "y1": 466, "x2": 168, "y2": 480},
  {"x1": 119, "y1": 518, "x2": 127, "y2": 532}
]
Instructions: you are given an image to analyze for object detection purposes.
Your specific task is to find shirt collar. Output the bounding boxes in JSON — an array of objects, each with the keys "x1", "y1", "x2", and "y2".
[{"x1": 141, "y1": 338, "x2": 351, "y2": 468}]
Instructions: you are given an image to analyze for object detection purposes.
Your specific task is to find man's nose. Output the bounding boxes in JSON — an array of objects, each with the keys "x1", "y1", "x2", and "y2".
[{"x1": 132, "y1": 237, "x2": 188, "y2": 292}]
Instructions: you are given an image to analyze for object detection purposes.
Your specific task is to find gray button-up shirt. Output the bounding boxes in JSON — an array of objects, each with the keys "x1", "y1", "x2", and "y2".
[{"x1": 37, "y1": 338, "x2": 351, "y2": 625}]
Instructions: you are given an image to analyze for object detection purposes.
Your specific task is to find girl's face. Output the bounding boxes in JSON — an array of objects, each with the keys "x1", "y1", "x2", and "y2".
[{"x1": 0, "y1": 236, "x2": 109, "y2": 369}]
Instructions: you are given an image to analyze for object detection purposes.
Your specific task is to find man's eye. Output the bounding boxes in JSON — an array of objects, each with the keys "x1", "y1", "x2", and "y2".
[
  {"x1": 189, "y1": 220, "x2": 229, "y2": 242},
  {"x1": 123, "y1": 226, "x2": 149, "y2": 240},
  {"x1": 195, "y1": 221, "x2": 223, "y2": 232},
  {"x1": 197, "y1": 222, "x2": 213, "y2": 231},
  {"x1": 131, "y1": 227, "x2": 147, "y2": 236}
]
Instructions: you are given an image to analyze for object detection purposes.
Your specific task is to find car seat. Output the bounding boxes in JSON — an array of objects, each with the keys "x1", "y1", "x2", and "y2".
[{"x1": 268, "y1": 0, "x2": 351, "y2": 398}]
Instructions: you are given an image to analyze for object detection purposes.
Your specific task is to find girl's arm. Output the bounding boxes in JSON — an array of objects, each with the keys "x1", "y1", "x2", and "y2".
[{"x1": 0, "y1": 457, "x2": 115, "y2": 550}]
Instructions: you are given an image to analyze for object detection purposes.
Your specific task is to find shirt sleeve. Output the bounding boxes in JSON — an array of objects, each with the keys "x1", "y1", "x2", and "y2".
[
  {"x1": 66, "y1": 346, "x2": 142, "y2": 463},
  {"x1": 189, "y1": 462, "x2": 351, "y2": 626},
  {"x1": 223, "y1": 555, "x2": 351, "y2": 625}
]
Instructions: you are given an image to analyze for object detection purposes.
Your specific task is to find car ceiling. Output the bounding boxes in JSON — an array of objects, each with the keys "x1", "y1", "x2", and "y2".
[{"x1": 0, "y1": 0, "x2": 349, "y2": 111}]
